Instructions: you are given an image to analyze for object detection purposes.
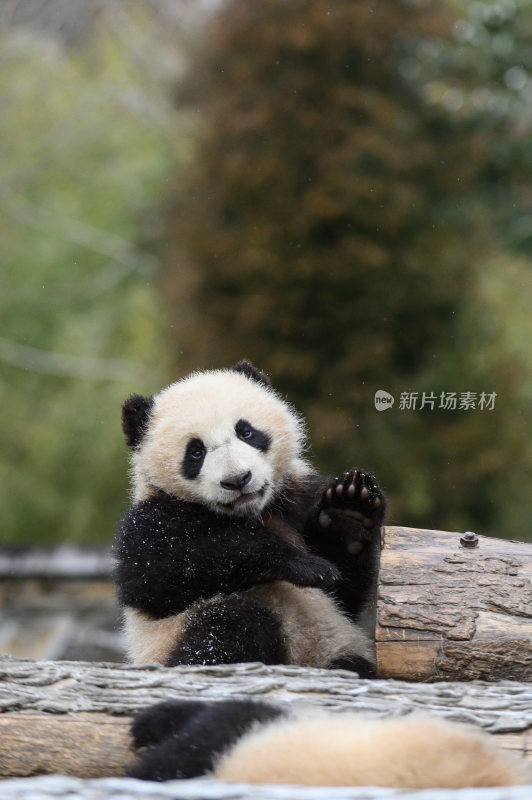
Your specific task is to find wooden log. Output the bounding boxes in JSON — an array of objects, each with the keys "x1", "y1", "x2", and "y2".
[
  {"x1": 0, "y1": 712, "x2": 129, "y2": 779},
  {"x1": 376, "y1": 526, "x2": 532, "y2": 682},
  {"x1": 0, "y1": 658, "x2": 531, "y2": 779}
]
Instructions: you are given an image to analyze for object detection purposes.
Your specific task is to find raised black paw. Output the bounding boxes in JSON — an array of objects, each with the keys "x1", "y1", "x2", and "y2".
[{"x1": 318, "y1": 470, "x2": 385, "y2": 553}]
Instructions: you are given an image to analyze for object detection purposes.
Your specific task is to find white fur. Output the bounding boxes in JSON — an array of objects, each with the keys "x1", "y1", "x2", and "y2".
[
  {"x1": 123, "y1": 608, "x2": 186, "y2": 666},
  {"x1": 131, "y1": 369, "x2": 308, "y2": 515},
  {"x1": 215, "y1": 713, "x2": 530, "y2": 787}
]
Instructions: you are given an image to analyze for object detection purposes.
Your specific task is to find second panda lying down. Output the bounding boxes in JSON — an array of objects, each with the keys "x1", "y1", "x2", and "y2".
[{"x1": 128, "y1": 698, "x2": 530, "y2": 788}]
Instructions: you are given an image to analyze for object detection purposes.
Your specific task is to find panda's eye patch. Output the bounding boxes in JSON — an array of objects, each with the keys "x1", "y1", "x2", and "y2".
[
  {"x1": 235, "y1": 419, "x2": 270, "y2": 453},
  {"x1": 182, "y1": 438, "x2": 206, "y2": 479}
]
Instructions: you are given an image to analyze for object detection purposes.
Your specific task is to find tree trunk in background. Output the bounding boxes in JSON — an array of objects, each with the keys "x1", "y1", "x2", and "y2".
[{"x1": 376, "y1": 526, "x2": 532, "y2": 681}]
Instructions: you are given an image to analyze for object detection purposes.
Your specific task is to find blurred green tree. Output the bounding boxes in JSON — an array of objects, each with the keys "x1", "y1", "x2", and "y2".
[
  {"x1": 0, "y1": 6, "x2": 190, "y2": 544},
  {"x1": 161, "y1": 0, "x2": 532, "y2": 539}
]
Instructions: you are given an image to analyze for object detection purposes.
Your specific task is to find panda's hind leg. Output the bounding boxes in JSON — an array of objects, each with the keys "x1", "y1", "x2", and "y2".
[
  {"x1": 128, "y1": 700, "x2": 286, "y2": 781},
  {"x1": 167, "y1": 596, "x2": 287, "y2": 667},
  {"x1": 131, "y1": 699, "x2": 205, "y2": 749}
]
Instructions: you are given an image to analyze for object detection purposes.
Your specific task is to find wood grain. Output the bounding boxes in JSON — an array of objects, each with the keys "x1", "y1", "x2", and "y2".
[
  {"x1": 0, "y1": 657, "x2": 531, "y2": 779},
  {"x1": 376, "y1": 527, "x2": 532, "y2": 681},
  {"x1": 0, "y1": 712, "x2": 130, "y2": 778}
]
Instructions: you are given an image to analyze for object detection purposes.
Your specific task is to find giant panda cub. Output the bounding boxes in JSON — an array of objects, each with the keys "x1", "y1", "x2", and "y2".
[
  {"x1": 115, "y1": 359, "x2": 385, "y2": 677},
  {"x1": 128, "y1": 698, "x2": 530, "y2": 787}
]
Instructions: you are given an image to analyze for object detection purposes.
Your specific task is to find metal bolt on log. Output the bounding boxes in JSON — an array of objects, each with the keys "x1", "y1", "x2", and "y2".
[{"x1": 460, "y1": 531, "x2": 479, "y2": 548}]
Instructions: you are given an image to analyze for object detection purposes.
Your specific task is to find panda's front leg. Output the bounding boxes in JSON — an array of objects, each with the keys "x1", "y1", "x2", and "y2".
[
  {"x1": 313, "y1": 470, "x2": 386, "y2": 621},
  {"x1": 318, "y1": 470, "x2": 385, "y2": 553}
]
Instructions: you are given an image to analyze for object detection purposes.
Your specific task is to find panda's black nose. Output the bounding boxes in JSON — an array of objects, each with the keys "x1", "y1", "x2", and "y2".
[{"x1": 220, "y1": 470, "x2": 252, "y2": 491}]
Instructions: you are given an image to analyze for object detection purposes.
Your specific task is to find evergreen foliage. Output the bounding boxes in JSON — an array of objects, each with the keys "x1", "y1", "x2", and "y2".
[{"x1": 162, "y1": 0, "x2": 532, "y2": 539}]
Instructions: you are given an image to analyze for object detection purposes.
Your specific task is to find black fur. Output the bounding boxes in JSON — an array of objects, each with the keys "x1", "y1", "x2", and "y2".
[
  {"x1": 168, "y1": 596, "x2": 286, "y2": 666},
  {"x1": 182, "y1": 438, "x2": 206, "y2": 479},
  {"x1": 329, "y1": 654, "x2": 378, "y2": 678},
  {"x1": 304, "y1": 470, "x2": 385, "y2": 622},
  {"x1": 114, "y1": 492, "x2": 341, "y2": 621},
  {"x1": 264, "y1": 470, "x2": 385, "y2": 623},
  {"x1": 122, "y1": 394, "x2": 154, "y2": 449},
  {"x1": 129, "y1": 699, "x2": 286, "y2": 781},
  {"x1": 232, "y1": 359, "x2": 272, "y2": 389},
  {"x1": 235, "y1": 418, "x2": 271, "y2": 452},
  {"x1": 131, "y1": 700, "x2": 206, "y2": 750}
]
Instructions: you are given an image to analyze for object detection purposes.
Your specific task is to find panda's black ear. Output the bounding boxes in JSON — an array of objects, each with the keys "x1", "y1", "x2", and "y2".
[
  {"x1": 122, "y1": 394, "x2": 154, "y2": 448},
  {"x1": 232, "y1": 359, "x2": 272, "y2": 389}
]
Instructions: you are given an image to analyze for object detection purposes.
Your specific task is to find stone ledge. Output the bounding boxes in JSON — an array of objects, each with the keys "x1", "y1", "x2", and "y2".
[{"x1": 0, "y1": 775, "x2": 531, "y2": 800}]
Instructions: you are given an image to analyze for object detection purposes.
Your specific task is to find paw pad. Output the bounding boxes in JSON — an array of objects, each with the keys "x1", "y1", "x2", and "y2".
[{"x1": 319, "y1": 469, "x2": 384, "y2": 533}]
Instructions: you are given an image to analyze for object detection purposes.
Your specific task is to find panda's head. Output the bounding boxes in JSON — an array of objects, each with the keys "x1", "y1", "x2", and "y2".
[{"x1": 122, "y1": 360, "x2": 308, "y2": 516}]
